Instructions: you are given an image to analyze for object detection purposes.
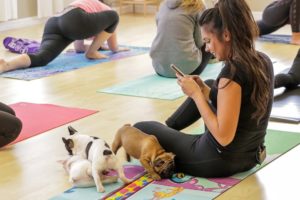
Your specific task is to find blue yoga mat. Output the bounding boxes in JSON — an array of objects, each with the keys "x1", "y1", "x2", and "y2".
[
  {"x1": 0, "y1": 45, "x2": 150, "y2": 81},
  {"x1": 98, "y1": 62, "x2": 224, "y2": 100},
  {"x1": 257, "y1": 34, "x2": 291, "y2": 44}
]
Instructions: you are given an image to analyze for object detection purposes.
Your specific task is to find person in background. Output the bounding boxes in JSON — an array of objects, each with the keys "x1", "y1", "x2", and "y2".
[
  {"x1": 0, "y1": 102, "x2": 22, "y2": 148},
  {"x1": 0, "y1": 0, "x2": 127, "y2": 74},
  {"x1": 257, "y1": 0, "x2": 300, "y2": 45},
  {"x1": 257, "y1": 0, "x2": 300, "y2": 88},
  {"x1": 150, "y1": 0, "x2": 213, "y2": 78},
  {"x1": 274, "y1": 49, "x2": 300, "y2": 88},
  {"x1": 134, "y1": 0, "x2": 274, "y2": 177}
]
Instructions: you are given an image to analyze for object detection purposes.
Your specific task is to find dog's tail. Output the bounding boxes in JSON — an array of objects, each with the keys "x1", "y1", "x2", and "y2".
[{"x1": 126, "y1": 153, "x2": 131, "y2": 162}]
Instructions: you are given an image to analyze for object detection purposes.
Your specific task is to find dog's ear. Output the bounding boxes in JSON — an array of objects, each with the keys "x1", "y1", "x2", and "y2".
[
  {"x1": 62, "y1": 137, "x2": 74, "y2": 148},
  {"x1": 169, "y1": 152, "x2": 176, "y2": 159},
  {"x1": 62, "y1": 137, "x2": 67, "y2": 144},
  {"x1": 68, "y1": 126, "x2": 77, "y2": 135},
  {"x1": 154, "y1": 158, "x2": 165, "y2": 168}
]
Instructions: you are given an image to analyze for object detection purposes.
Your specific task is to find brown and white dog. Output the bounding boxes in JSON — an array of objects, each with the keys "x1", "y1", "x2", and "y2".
[
  {"x1": 112, "y1": 124, "x2": 175, "y2": 180},
  {"x1": 62, "y1": 126, "x2": 131, "y2": 192}
]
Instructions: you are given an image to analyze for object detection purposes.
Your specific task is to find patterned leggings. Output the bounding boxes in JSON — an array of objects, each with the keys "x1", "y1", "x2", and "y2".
[{"x1": 257, "y1": 0, "x2": 300, "y2": 35}]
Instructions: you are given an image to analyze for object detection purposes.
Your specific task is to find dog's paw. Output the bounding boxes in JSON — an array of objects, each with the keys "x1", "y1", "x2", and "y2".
[
  {"x1": 150, "y1": 173, "x2": 161, "y2": 181},
  {"x1": 122, "y1": 177, "x2": 132, "y2": 184},
  {"x1": 97, "y1": 186, "x2": 105, "y2": 193}
]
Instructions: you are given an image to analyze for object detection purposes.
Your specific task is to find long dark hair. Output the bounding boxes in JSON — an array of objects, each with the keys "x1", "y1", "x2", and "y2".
[{"x1": 198, "y1": 0, "x2": 271, "y2": 124}]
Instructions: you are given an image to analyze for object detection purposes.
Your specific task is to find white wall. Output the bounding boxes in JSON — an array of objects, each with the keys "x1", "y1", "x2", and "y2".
[
  {"x1": 17, "y1": 0, "x2": 37, "y2": 18},
  {"x1": 246, "y1": 0, "x2": 273, "y2": 11}
]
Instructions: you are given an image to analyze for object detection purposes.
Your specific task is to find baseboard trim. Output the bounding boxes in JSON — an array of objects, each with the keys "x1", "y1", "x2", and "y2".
[{"x1": 0, "y1": 17, "x2": 47, "y2": 32}]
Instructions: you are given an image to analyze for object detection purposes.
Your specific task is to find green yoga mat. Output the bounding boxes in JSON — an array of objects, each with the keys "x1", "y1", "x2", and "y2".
[
  {"x1": 98, "y1": 62, "x2": 223, "y2": 100},
  {"x1": 50, "y1": 129, "x2": 300, "y2": 200}
]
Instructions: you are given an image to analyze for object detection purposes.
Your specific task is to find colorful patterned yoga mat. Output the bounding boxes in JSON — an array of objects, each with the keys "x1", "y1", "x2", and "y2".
[
  {"x1": 0, "y1": 45, "x2": 149, "y2": 81},
  {"x1": 98, "y1": 62, "x2": 223, "y2": 100},
  {"x1": 50, "y1": 129, "x2": 300, "y2": 200}
]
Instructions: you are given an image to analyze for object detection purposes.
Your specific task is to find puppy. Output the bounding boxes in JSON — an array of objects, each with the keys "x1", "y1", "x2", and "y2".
[
  {"x1": 112, "y1": 124, "x2": 175, "y2": 180},
  {"x1": 58, "y1": 155, "x2": 118, "y2": 188},
  {"x1": 58, "y1": 155, "x2": 95, "y2": 187},
  {"x1": 62, "y1": 126, "x2": 130, "y2": 192}
]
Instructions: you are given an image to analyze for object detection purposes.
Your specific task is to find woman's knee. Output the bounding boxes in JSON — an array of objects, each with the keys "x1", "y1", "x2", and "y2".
[
  {"x1": 133, "y1": 121, "x2": 164, "y2": 133},
  {"x1": 0, "y1": 102, "x2": 15, "y2": 115},
  {"x1": 0, "y1": 116, "x2": 22, "y2": 147},
  {"x1": 9, "y1": 116, "x2": 22, "y2": 141},
  {"x1": 134, "y1": 121, "x2": 156, "y2": 130}
]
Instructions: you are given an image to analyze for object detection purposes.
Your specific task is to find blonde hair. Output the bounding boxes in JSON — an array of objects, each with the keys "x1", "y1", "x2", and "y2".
[{"x1": 180, "y1": 0, "x2": 205, "y2": 13}]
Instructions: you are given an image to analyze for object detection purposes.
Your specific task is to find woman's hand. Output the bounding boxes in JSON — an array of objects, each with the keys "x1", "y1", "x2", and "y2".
[
  {"x1": 176, "y1": 74, "x2": 203, "y2": 99},
  {"x1": 190, "y1": 75, "x2": 206, "y2": 89}
]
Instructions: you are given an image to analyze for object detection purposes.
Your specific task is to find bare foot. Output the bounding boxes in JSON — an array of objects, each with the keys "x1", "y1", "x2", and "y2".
[
  {"x1": 291, "y1": 32, "x2": 300, "y2": 45},
  {"x1": 86, "y1": 51, "x2": 108, "y2": 59},
  {"x1": 0, "y1": 59, "x2": 8, "y2": 73}
]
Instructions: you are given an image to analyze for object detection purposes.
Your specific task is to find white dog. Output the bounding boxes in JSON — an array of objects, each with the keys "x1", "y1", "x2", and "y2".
[
  {"x1": 58, "y1": 155, "x2": 120, "y2": 188},
  {"x1": 62, "y1": 126, "x2": 131, "y2": 192},
  {"x1": 58, "y1": 155, "x2": 95, "y2": 187}
]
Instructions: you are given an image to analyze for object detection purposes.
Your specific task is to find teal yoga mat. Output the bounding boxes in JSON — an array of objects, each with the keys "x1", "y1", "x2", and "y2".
[
  {"x1": 0, "y1": 45, "x2": 149, "y2": 81},
  {"x1": 98, "y1": 62, "x2": 224, "y2": 100},
  {"x1": 50, "y1": 129, "x2": 300, "y2": 200}
]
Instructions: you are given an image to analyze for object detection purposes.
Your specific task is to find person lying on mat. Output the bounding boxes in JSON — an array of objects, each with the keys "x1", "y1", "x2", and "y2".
[
  {"x1": 149, "y1": 0, "x2": 214, "y2": 78},
  {"x1": 257, "y1": 0, "x2": 300, "y2": 45},
  {"x1": 134, "y1": 0, "x2": 274, "y2": 178},
  {"x1": 0, "y1": 102, "x2": 22, "y2": 148},
  {"x1": 256, "y1": 0, "x2": 300, "y2": 89},
  {"x1": 0, "y1": 0, "x2": 127, "y2": 74}
]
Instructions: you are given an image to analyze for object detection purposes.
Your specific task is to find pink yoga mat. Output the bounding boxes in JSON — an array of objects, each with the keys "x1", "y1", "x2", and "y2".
[{"x1": 9, "y1": 102, "x2": 98, "y2": 144}]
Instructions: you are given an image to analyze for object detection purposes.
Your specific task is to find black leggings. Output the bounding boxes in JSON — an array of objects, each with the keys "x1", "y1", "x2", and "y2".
[
  {"x1": 257, "y1": 0, "x2": 300, "y2": 35},
  {"x1": 0, "y1": 103, "x2": 22, "y2": 148},
  {"x1": 29, "y1": 8, "x2": 119, "y2": 67},
  {"x1": 134, "y1": 121, "x2": 256, "y2": 178},
  {"x1": 165, "y1": 80, "x2": 215, "y2": 130},
  {"x1": 134, "y1": 80, "x2": 256, "y2": 177}
]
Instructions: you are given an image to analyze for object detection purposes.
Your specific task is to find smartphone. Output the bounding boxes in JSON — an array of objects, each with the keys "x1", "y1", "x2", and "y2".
[{"x1": 170, "y1": 64, "x2": 185, "y2": 77}]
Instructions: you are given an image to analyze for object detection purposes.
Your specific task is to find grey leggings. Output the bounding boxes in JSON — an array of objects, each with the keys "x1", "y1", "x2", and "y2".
[
  {"x1": 0, "y1": 102, "x2": 22, "y2": 147},
  {"x1": 257, "y1": 0, "x2": 300, "y2": 35},
  {"x1": 29, "y1": 8, "x2": 119, "y2": 67}
]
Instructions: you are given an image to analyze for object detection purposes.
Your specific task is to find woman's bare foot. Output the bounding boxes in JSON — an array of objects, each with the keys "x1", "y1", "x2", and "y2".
[
  {"x1": 85, "y1": 51, "x2": 108, "y2": 59},
  {"x1": 0, "y1": 59, "x2": 8, "y2": 73},
  {"x1": 112, "y1": 47, "x2": 130, "y2": 53},
  {"x1": 291, "y1": 32, "x2": 300, "y2": 45}
]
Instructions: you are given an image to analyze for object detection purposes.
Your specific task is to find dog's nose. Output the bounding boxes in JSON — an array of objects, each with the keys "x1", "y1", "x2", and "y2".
[{"x1": 103, "y1": 149, "x2": 112, "y2": 156}]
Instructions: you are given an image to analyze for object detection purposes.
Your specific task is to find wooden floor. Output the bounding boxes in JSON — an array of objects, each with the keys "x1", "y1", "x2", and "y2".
[{"x1": 0, "y1": 14, "x2": 299, "y2": 200}]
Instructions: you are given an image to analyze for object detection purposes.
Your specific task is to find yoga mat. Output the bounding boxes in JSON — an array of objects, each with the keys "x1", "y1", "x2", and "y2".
[
  {"x1": 0, "y1": 45, "x2": 150, "y2": 81},
  {"x1": 50, "y1": 163, "x2": 146, "y2": 200},
  {"x1": 9, "y1": 102, "x2": 98, "y2": 145},
  {"x1": 271, "y1": 87, "x2": 300, "y2": 123},
  {"x1": 98, "y1": 62, "x2": 223, "y2": 100},
  {"x1": 51, "y1": 129, "x2": 300, "y2": 200},
  {"x1": 257, "y1": 34, "x2": 291, "y2": 44}
]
